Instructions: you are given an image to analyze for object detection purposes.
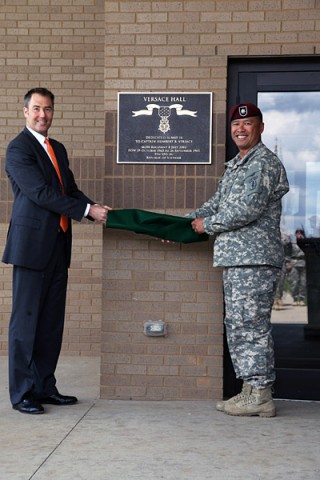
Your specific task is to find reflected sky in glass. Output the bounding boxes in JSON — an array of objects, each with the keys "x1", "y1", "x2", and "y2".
[{"x1": 258, "y1": 92, "x2": 320, "y2": 238}]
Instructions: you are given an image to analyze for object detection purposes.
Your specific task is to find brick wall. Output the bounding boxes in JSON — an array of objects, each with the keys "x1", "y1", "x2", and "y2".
[
  {"x1": 0, "y1": 223, "x2": 104, "y2": 357},
  {"x1": 101, "y1": 230, "x2": 224, "y2": 400},
  {"x1": 0, "y1": 0, "x2": 319, "y2": 400},
  {"x1": 63, "y1": 224, "x2": 104, "y2": 356},
  {"x1": 0, "y1": 0, "x2": 105, "y2": 357},
  {"x1": 0, "y1": 225, "x2": 11, "y2": 353},
  {"x1": 101, "y1": 0, "x2": 319, "y2": 400}
]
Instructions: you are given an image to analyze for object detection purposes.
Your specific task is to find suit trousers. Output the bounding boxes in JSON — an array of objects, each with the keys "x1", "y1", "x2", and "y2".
[{"x1": 9, "y1": 231, "x2": 69, "y2": 405}]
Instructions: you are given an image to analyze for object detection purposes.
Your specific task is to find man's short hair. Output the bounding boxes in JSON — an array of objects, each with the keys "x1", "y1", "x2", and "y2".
[{"x1": 24, "y1": 88, "x2": 55, "y2": 108}]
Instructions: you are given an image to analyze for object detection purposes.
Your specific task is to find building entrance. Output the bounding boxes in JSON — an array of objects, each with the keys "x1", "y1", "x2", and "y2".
[{"x1": 225, "y1": 56, "x2": 320, "y2": 400}]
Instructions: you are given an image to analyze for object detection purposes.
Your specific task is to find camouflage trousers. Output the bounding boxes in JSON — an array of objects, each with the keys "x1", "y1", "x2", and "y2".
[
  {"x1": 289, "y1": 266, "x2": 306, "y2": 302},
  {"x1": 223, "y1": 266, "x2": 281, "y2": 388}
]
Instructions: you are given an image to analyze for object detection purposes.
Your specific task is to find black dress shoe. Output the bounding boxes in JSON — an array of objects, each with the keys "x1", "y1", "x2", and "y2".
[
  {"x1": 13, "y1": 398, "x2": 44, "y2": 415},
  {"x1": 39, "y1": 392, "x2": 78, "y2": 406}
]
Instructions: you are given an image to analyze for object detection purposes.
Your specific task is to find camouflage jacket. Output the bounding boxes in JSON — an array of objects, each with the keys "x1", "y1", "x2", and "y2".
[
  {"x1": 290, "y1": 242, "x2": 305, "y2": 268},
  {"x1": 189, "y1": 142, "x2": 289, "y2": 267}
]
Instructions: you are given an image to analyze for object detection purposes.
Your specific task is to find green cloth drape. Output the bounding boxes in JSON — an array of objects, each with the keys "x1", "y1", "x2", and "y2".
[{"x1": 106, "y1": 209, "x2": 208, "y2": 244}]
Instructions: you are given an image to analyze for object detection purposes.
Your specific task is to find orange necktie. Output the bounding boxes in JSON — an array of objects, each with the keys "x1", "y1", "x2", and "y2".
[{"x1": 45, "y1": 138, "x2": 68, "y2": 232}]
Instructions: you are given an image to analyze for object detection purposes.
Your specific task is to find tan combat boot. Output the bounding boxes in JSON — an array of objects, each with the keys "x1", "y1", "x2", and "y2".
[
  {"x1": 216, "y1": 382, "x2": 251, "y2": 412},
  {"x1": 223, "y1": 386, "x2": 276, "y2": 417}
]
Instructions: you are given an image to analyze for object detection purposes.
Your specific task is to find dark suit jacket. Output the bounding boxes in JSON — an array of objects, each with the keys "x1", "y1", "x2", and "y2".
[{"x1": 2, "y1": 128, "x2": 94, "y2": 270}]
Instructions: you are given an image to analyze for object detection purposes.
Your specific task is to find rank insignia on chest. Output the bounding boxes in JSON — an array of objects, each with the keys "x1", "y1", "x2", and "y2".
[{"x1": 249, "y1": 178, "x2": 257, "y2": 190}]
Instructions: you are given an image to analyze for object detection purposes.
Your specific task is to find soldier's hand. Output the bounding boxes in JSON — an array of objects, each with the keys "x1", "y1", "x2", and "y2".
[{"x1": 191, "y1": 218, "x2": 205, "y2": 234}]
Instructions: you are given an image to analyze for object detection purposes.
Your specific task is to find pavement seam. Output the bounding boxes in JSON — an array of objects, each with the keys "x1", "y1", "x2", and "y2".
[{"x1": 28, "y1": 401, "x2": 96, "y2": 480}]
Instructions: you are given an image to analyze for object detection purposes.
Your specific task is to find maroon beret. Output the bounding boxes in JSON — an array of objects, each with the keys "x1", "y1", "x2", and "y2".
[{"x1": 229, "y1": 102, "x2": 263, "y2": 123}]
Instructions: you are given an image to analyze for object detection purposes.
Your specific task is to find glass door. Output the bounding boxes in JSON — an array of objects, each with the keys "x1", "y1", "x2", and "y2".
[
  {"x1": 225, "y1": 57, "x2": 320, "y2": 400},
  {"x1": 259, "y1": 91, "x2": 320, "y2": 324}
]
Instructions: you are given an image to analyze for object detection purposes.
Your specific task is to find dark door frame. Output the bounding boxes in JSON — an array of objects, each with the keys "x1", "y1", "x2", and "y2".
[
  {"x1": 227, "y1": 55, "x2": 320, "y2": 159},
  {"x1": 224, "y1": 55, "x2": 320, "y2": 400}
]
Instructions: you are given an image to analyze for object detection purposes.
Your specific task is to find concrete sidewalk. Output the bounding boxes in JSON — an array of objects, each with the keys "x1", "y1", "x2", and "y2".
[{"x1": 1, "y1": 356, "x2": 320, "y2": 480}]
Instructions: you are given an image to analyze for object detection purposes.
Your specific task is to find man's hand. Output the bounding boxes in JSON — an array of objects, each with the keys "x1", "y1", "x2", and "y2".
[
  {"x1": 89, "y1": 204, "x2": 112, "y2": 224},
  {"x1": 191, "y1": 218, "x2": 205, "y2": 234}
]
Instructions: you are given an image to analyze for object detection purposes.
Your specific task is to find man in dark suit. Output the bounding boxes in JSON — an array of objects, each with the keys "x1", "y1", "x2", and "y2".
[{"x1": 3, "y1": 87, "x2": 110, "y2": 414}]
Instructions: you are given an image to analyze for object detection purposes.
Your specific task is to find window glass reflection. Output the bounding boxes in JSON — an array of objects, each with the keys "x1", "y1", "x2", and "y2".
[
  {"x1": 258, "y1": 92, "x2": 320, "y2": 323},
  {"x1": 258, "y1": 92, "x2": 320, "y2": 238}
]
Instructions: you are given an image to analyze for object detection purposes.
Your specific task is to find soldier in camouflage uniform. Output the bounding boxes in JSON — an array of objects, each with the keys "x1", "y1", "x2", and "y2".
[
  {"x1": 189, "y1": 102, "x2": 289, "y2": 417},
  {"x1": 273, "y1": 232, "x2": 292, "y2": 309},
  {"x1": 287, "y1": 229, "x2": 306, "y2": 305}
]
